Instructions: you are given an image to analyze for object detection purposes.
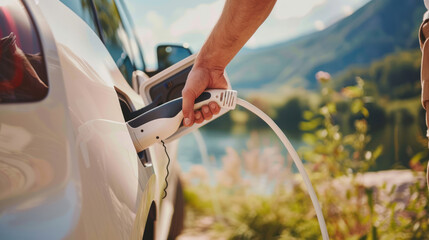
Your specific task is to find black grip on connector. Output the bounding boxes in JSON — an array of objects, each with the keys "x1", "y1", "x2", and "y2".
[
  {"x1": 128, "y1": 98, "x2": 182, "y2": 128},
  {"x1": 194, "y1": 92, "x2": 211, "y2": 104},
  {"x1": 127, "y1": 92, "x2": 212, "y2": 128}
]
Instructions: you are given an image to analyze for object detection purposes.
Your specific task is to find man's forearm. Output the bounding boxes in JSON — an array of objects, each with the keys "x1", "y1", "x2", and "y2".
[
  {"x1": 195, "y1": 0, "x2": 276, "y2": 70},
  {"x1": 181, "y1": 0, "x2": 276, "y2": 126}
]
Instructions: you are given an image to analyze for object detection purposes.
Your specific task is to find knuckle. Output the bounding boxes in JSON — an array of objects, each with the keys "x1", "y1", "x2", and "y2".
[
  {"x1": 202, "y1": 106, "x2": 210, "y2": 115},
  {"x1": 181, "y1": 88, "x2": 190, "y2": 97},
  {"x1": 182, "y1": 88, "x2": 195, "y2": 99},
  {"x1": 195, "y1": 111, "x2": 201, "y2": 119}
]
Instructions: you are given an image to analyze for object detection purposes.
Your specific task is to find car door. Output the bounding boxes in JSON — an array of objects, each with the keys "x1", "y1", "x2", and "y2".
[
  {"x1": 0, "y1": 1, "x2": 76, "y2": 239},
  {"x1": 31, "y1": 0, "x2": 156, "y2": 239}
]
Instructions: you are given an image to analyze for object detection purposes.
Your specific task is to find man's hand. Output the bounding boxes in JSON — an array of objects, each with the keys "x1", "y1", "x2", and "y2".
[
  {"x1": 181, "y1": 65, "x2": 228, "y2": 126},
  {"x1": 181, "y1": 0, "x2": 276, "y2": 127}
]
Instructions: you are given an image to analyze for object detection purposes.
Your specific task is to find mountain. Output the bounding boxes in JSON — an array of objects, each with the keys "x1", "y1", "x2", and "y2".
[
  {"x1": 335, "y1": 49, "x2": 421, "y2": 99},
  {"x1": 227, "y1": 0, "x2": 426, "y2": 90}
]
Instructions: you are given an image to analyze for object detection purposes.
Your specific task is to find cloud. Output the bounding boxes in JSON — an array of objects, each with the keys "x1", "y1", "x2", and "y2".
[
  {"x1": 131, "y1": 0, "x2": 371, "y2": 68},
  {"x1": 169, "y1": 0, "x2": 224, "y2": 37},
  {"x1": 135, "y1": 10, "x2": 171, "y2": 69},
  {"x1": 342, "y1": 5, "x2": 354, "y2": 16},
  {"x1": 146, "y1": 10, "x2": 165, "y2": 29},
  {"x1": 314, "y1": 20, "x2": 326, "y2": 30},
  {"x1": 273, "y1": 0, "x2": 326, "y2": 20},
  {"x1": 135, "y1": 27, "x2": 157, "y2": 69}
]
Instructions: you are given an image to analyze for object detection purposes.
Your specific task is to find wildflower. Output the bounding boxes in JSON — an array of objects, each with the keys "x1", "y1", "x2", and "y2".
[
  {"x1": 315, "y1": 71, "x2": 331, "y2": 83},
  {"x1": 216, "y1": 147, "x2": 242, "y2": 187},
  {"x1": 365, "y1": 151, "x2": 372, "y2": 160},
  {"x1": 186, "y1": 165, "x2": 209, "y2": 184}
]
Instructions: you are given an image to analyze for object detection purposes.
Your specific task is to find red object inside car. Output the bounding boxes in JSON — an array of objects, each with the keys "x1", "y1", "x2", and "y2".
[{"x1": 0, "y1": 2, "x2": 48, "y2": 103}]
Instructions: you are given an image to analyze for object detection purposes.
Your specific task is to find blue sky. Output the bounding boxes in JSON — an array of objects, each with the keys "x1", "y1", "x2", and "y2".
[{"x1": 124, "y1": 0, "x2": 371, "y2": 69}]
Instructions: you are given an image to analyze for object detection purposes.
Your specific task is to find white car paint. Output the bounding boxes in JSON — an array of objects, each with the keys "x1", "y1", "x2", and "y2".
[{"x1": 0, "y1": 0, "x2": 181, "y2": 239}]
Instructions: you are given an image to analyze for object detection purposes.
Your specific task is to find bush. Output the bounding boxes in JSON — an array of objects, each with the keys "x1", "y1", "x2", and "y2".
[
  {"x1": 181, "y1": 76, "x2": 429, "y2": 239},
  {"x1": 275, "y1": 96, "x2": 310, "y2": 137}
]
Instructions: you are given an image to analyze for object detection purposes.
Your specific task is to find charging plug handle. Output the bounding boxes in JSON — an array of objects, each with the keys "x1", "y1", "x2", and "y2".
[{"x1": 128, "y1": 92, "x2": 211, "y2": 128}]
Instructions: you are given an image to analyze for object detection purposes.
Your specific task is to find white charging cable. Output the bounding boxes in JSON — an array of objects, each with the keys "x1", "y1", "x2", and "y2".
[{"x1": 236, "y1": 98, "x2": 330, "y2": 240}]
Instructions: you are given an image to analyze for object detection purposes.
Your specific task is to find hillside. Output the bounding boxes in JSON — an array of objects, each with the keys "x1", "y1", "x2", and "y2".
[
  {"x1": 335, "y1": 49, "x2": 421, "y2": 99},
  {"x1": 227, "y1": 0, "x2": 425, "y2": 90}
]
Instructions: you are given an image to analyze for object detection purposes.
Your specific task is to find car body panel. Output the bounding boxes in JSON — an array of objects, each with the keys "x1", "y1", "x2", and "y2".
[
  {"x1": 0, "y1": 0, "x2": 79, "y2": 238},
  {"x1": 0, "y1": 0, "x2": 161, "y2": 239}
]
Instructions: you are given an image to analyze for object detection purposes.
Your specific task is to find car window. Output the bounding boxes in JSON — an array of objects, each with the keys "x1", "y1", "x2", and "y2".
[
  {"x1": 0, "y1": 0, "x2": 48, "y2": 103},
  {"x1": 92, "y1": 0, "x2": 135, "y2": 86},
  {"x1": 114, "y1": 0, "x2": 145, "y2": 72},
  {"x1": 60, "y1": 0, "x2": 99, "y2": 36}
]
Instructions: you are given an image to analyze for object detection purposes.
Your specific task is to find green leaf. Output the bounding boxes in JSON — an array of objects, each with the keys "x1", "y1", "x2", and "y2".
[
  {"x1": 361, "y1": 107, "x2": 369, "y2": 118},
  {"x1": 302, "y1": 133, "x2": 317, "y2": 144},
  {"x1": 303, "y1": 110, "x2": 314, "y2": 120},
  {"x1": 372, "y1": 146, "x2": 383, "y2": 161},
  {"x1": 351, "y1": 99, "x2": 363, "y2": 114},
  {"x1": 342, "y1": 86, "x2": 363, "y2": 98},
  {"x1": 410, "y1": 152, "x2": 425, "y2": 165},
  {"x1": 327, "y1": 102, "x2": 337, "y2": 113},
  {"x1": 299, "y1": 118, "x2": 322, "y2": 131},
  {"x1": 343, "y1": 135, "x2": 355, "y2": 145}
]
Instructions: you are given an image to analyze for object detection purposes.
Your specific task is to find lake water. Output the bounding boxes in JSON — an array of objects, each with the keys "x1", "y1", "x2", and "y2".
[
  {"x1": 176, "y1": 128, "x2": 304, "y2": 173},
  {"x1": 176, "y1": 120, "x2": 428, "y2": 173}
]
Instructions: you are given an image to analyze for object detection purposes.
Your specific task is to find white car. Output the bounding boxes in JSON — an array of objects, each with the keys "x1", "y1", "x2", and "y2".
[{"x1": 0, "y1": 0, "x2": 193, "y2": 239}]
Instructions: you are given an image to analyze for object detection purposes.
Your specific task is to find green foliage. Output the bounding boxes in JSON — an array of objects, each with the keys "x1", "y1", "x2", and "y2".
[
  {"x1": 300, "y1": 78, "x2": 381, "y2": 176},
  {"x1": 373, "y1": 181, "x2": 429, "y2": 240},
  {"x1": 275, "y1": 96, "x2": 311, "y2": 137},
  {"x1": 335, "y1": 50, "x2": 422, "y2": 100},
  {"x1": 182, "y1": 77, "x2": 429, "y2": 239},
  {"x1": 228, "y1": 188, "x2": 321, "y2": 240}
]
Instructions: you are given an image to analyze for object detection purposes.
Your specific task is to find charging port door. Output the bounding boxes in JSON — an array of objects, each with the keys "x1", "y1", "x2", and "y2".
[{"x1": 138, "y1": 55, "x2": 197, "y2": 106}]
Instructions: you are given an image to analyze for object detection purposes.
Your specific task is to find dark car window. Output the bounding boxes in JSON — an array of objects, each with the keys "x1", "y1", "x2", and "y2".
[
  {"x1": 60, "y1": 0, "x2": 99, "y2": 36},
  {"x1": 92, "y1": 0, "x2": 135, "y2": 86}
]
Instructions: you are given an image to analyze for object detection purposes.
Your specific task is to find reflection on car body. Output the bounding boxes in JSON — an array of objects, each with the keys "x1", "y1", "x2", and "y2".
[{"x1": 0, "y1": 0, "x2": 189, "y2": 239}]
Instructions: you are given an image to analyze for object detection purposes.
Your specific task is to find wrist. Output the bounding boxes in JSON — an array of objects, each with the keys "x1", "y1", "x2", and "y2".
[{"x1": 194, "y1": 50, "x2": 226, "y2": 72}]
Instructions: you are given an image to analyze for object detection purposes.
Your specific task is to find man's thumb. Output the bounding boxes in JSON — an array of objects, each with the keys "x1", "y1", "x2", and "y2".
[{"x1": 182, "y1": 88, "x2": 196, "y2": 126}]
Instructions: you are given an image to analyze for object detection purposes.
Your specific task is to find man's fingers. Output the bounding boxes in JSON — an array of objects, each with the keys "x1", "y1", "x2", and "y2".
[
  {"x1": 194, "y1": 102, "x2": 220, "y2": 124},
  {"x1": 201, "y1": 105, "x2": 213, "y2": 120},
  {"x1": 182, "y1": 88, "x2": 196, "y2": 126},
  {"x1": 194, "y1": 110, "x2": 204, "y2": 124},
  {"x1": 209, "y1": 102, "x2": 220, "y2": 115}
]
